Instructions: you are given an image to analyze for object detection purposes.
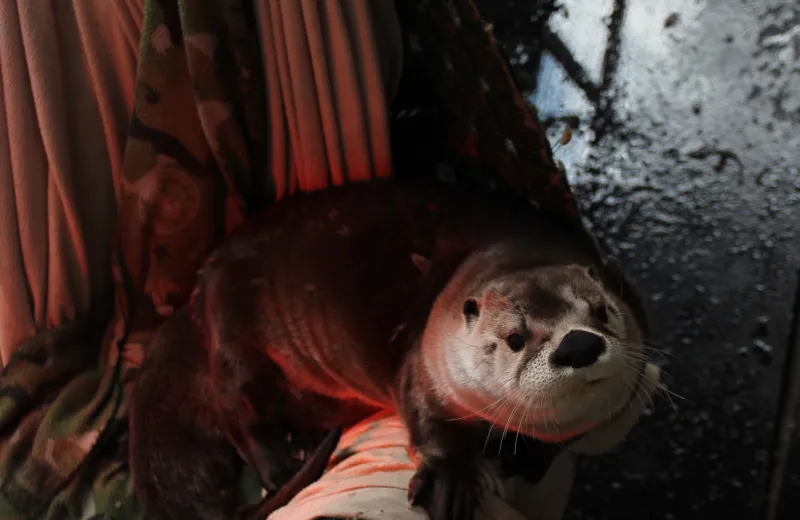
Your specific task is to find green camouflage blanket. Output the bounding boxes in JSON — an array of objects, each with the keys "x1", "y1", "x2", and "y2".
[{"x1": 0, "y1": 1, "x2": 574, "y2": 519}]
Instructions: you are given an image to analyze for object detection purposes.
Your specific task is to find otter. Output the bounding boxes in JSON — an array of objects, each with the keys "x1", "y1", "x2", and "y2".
[{"x1": 129, "y1": 176, "x2": 651, "y2": 520}]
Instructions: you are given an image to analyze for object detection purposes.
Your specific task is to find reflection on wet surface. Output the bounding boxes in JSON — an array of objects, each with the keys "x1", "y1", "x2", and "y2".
[{"x1": 477, "y1": 0, "x2": 800, "y2": 518}]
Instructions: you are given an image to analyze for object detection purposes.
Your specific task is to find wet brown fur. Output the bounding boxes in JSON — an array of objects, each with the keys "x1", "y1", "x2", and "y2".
[{"x1": 128, "y1": 177, "x2": 648, "y2": 520}]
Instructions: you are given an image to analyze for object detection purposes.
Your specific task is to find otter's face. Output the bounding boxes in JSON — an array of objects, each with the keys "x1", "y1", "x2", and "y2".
[{"x1": 443, "y1": 264, "x2": 646, "y2": 440}]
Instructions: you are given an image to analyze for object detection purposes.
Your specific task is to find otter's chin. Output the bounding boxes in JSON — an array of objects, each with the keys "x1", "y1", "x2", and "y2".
[
  {"x1": 520, "y1": 361, "x2": 646, "y2": 438},
  {"x1": 572, "y1": 362, "x2": 647, "y2": 422}
]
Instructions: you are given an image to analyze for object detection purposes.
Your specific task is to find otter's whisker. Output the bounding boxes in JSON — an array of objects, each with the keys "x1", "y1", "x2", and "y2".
[
  {"x1": 659, "y1": 385, "x2": 679, "y2": 410},
  {"x1": 633, "y1": 367, "x2": 657, "y2": 412},
  {"x1": 640, "y1": 344, "x2": 680, "y2": 358},
  {"x1": 619, "y1": 357, "x2": 674, "y2": 410},
  {"x1": 617, "y1": 349, "x2": 657, "y2": 368},
  {"x1": 499, "y1": 400, "x2": 523, "y2": 456},
  {"x1": 449, "y1": 392, "x2": 506, "y2": 423},
  {"x1": 525, "y1": 396, "x2": 568, "y2": 451},
  {"x1": 514, "y1": 404, "x2": 527, "y2": 456},
  {"x1": 451, "y1": 335, "x2": 482, "y2": 349},
  {"x1": 618, "y1": 349, "x2": 654, "y2": 362},
  {"x1": 620, "y1": 355, "x2": 654, "y2": 380},
  {"x1": 620, "y1": 355, "x2": 649, "y2": 373},
  {"x1": 659, "y1": 384, "x2": 690, "y2": 408},
  {"x1": 468, "y1": 353, "x2": 493, "y2": 376},
  {"x1": 483, "y1": 412, "x2": 505, "y2": 454},
  {"x1": 528, "y1": 393, "x2": 569, "y2": 451},
  {"x1": 482, "y1": 392, "x2": 517, "y2": 454},
  {"x1": 621, "y1": 357, "x2": 654, "y2": 373},
  {"x1": 613, "y1": 362, "x2": 647, "y2": 415},
  {"x1": 446, "y1": 372, "x2": 518, "y2": 422},
  {"x1": 622, "y1": 341, "x2": 685, "y2": 365},
  {"x1": 620, "y1": 363, "x2": 651, "y2": 411},
  {"x1": 544, "y1": 415, "x2": 569, "y2": 451},
  {"x1": 660, "y1": 385, "x2": 688, "y2": 401},
  {"x1": 639, "y1": 338, "x2": 679, "y2": 351},
  {"x1": 546, "y1": 393, "x2": 564, "y2": 429}
]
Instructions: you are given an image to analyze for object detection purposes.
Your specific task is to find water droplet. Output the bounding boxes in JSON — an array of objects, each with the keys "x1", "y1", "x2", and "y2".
[{"x1": 752, "y1": 339, "x2": 773, "y2": 365}]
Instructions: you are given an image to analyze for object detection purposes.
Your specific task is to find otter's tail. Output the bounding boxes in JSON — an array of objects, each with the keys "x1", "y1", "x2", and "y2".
[{"x1": 245, "y1": 425, "x2": 343, "y2": 520}]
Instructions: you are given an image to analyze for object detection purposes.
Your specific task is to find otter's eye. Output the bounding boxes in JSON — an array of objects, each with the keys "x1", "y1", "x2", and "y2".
[
  {"x1": 506, "y1": 333, "x2": 526, "y2": 352},
  {"x1": 463, "y1": 298, "x2": 480, "y2": 320},
  {"x1": 596, "y1": 304, "x2": 610, "y2": 324}
]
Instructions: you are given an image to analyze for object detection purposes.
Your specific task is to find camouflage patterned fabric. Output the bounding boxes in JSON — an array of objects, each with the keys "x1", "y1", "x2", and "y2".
[{"x1": 0, "y1": 1, "x2": 576, "y2": 518}]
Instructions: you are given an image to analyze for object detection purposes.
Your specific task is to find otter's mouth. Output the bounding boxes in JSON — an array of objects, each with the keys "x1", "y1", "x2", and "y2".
[
  {"x1": 533, "y1": 360, "x2": 652, "y2": 446},
  {"x1": 575, "y1": 360, "x2": 650, "y2": 440},
  {"x1": 559, "y1": 358, "x2": 649, "y2": 431}
]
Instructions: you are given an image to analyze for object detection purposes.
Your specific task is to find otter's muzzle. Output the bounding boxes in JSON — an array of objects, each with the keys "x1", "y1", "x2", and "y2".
[{"x1": 550, "y1": 330, "x2": 606, "y2": 369}]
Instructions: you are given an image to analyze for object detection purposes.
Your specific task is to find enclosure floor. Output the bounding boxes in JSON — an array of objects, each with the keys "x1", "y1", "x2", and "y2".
[{"x1": 476, "y1": 0, "x2": 800, "y2": 519}]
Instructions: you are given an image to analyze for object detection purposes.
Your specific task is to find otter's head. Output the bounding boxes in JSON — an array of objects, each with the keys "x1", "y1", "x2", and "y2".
[{"x1": 423, "y1": 258, "x2": 647, "y2": 441}]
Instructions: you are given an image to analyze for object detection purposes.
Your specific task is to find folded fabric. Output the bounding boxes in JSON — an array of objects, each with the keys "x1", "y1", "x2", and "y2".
[{"x1": 269, "y1": 364, "x2": 662, "y2": 520}]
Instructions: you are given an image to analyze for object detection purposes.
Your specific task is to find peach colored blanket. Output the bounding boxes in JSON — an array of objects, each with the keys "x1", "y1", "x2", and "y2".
[{"x1": 267, "y1": 363, "x2": 660, "y2": 520}]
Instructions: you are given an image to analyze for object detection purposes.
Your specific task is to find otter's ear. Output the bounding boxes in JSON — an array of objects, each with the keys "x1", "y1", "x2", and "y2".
[
  {"x1": 585, "y1": 264, "x2": 602, "y2": 282},
  {"x1": 462, "y1": 298, "x2": 480, "y2": 323},
  {"x1": 410, "y1": 253, "x2": 431, "y2": 276}
]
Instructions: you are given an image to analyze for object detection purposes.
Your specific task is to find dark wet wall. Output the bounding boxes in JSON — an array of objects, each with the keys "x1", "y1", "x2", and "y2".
[{"x1": 475, "y1": 0, "x2": 800, "y2": 519}]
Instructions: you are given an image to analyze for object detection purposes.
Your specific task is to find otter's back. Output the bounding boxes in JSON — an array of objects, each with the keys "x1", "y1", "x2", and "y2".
[{"x1": 192, "y1": 179, "x2": 604, "y2": 409}]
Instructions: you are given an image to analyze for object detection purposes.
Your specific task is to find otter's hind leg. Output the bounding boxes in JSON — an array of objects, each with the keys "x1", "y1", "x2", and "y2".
[
  {"x1": 129, "y1": 308, "x2": 243, "y2": 520},
  {"x1": 198, "y1": 243, "x2": 307, "y2": 494},
  {"x1": 241, "y1": 425, "x2": 343, "y2": 520},
  {"x1": 130, "y1": 410, "x2": 243, "y2": 520},
  {"x1": 210, "y1": 338, "x2": 302, "y2": 495}
]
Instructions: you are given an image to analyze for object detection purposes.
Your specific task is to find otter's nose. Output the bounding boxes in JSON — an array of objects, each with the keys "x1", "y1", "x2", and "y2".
[{"x1": 550, "y1": 330, "x2": 606, "y2": 369}]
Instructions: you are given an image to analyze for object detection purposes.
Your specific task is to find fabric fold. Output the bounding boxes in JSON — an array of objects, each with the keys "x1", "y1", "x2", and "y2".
[
  {"x1": 0, "y1": 0, "x2": 141, "y2": 365},
  {"x1": 255, "y1": 0, "x2": 402, "y2": 198}
]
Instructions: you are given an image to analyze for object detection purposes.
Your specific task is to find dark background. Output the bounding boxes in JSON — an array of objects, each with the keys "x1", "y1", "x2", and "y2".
[{"x1": 474, "y1": 1, "x2": 800, "y2": 519}]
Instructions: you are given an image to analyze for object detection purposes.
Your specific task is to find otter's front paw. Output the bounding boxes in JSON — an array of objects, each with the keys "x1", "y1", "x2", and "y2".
[{"x1": 408, "y1": 461, "x2": 481, "y2": 520}]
